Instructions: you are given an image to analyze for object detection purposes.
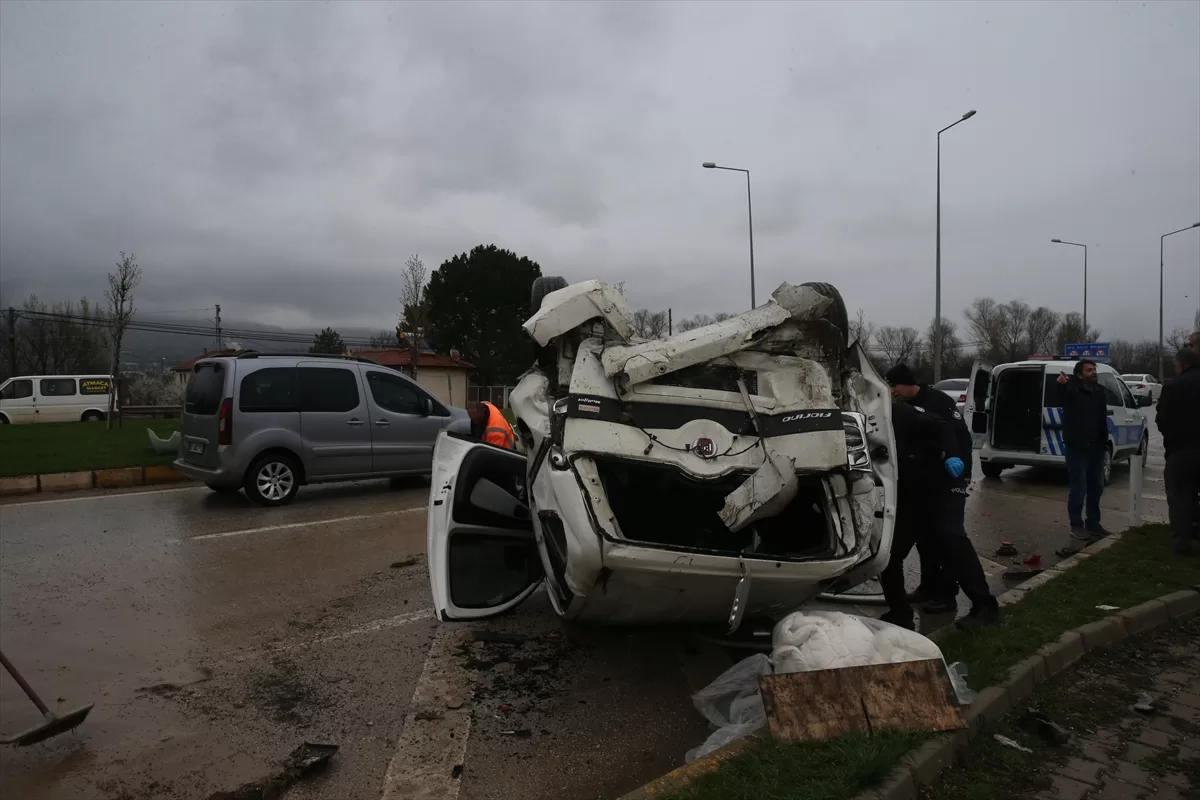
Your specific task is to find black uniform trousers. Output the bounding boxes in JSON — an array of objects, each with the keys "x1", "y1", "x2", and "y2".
[
  {"x1": 1164, "y1": 447, "x2": 1200, "y2": 555},
  {"x1": 880, "y1": 484, "x2": 996, "y2": 615}
]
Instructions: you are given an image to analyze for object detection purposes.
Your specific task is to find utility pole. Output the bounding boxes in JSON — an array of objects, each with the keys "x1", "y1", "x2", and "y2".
[
  {"x1": 6, "y1": 307, "x2": 16, "y2": 378},
  {"x1": 668, "y1": 308, "x2": 673, "y2": 336},
  {"x1": 214, "y1": 304, "x2": 222, "y2": 352}
]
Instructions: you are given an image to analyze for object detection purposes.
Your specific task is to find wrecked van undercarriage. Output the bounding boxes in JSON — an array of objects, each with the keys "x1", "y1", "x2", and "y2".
[{"x1": 427, "y1": 279, "x2": 897, "y2": 629}]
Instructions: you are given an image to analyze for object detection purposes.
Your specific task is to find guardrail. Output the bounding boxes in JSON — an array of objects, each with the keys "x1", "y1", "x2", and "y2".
[{"x1": 120, "y1": 405, "x2": 182, "y2": 419}]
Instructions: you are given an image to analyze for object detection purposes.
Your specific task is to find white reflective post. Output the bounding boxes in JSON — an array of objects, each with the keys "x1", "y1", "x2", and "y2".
[{"x1": 1129, "y1": 452, "x2": 1143, "y2": 527}]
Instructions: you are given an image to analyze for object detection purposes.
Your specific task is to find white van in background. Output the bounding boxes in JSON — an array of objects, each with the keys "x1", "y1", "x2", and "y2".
[
  {"x1": 0, "y1": 375, "x2": 115, "y2": 424},
  {"x1": 966, "y1": 359, "x2": 1150, "y2": 485}
]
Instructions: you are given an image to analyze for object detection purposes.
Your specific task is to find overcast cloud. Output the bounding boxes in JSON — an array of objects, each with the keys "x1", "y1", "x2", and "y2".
[{"x1": 1, "y1": 0, "x2": 1198, "y2": 340}]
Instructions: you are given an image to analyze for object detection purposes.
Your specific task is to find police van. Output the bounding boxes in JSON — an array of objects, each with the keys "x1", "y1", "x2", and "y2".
[{"x1": 965, "y1": 358, "x2": 1151, "y2": 485}]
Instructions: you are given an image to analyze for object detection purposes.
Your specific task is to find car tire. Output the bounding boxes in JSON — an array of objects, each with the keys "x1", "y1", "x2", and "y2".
[
  {"x1": 1139, "y1": 433, "x2": 1149, "y2": 467},
  {"x1": 800, "y1": 281, "x2": 849, "y2": 346},
  {"x1": 244, "y1": 453, "x2": 301, "y2": 507},
  {"x1": 1102, "y1": 446, "x2": 1114, "y2": 486},
  {"x1": 981, "y1": 462, "x2": 1004, "y2": 479},
  {"x1": 531, "y1": 276, "x2": 569, "y2": 314},
  {"x1": 81, "y1": 410, "x2": 105, "y2": 423},
  {"x1": 205, "y1": 483, "x2": 241, "y2": 494}
]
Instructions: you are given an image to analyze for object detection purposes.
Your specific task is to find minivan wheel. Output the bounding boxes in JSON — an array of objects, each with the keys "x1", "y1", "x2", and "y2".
[
  {"x1": 1102, "y1": 446, "x2": 1114, "y2": 486},
  {"x1": 981, "y1": 462, "x2": 1004, "y2": 479},
  {"x1": 799, "y1": 281, "x2": 849, "y2": 346},
  {"x1": 1139, "y1": 433, "x2": 1150, "y2": 467},
  {"x1": 531, "y1": 276, "x2": 569, "y2": 314},
  {"x1": 81, "y1": 410, "x2": 104, "y2": 423},
  {"x1": 245, "y1": 454, "x2": 300, "y2": 507}
]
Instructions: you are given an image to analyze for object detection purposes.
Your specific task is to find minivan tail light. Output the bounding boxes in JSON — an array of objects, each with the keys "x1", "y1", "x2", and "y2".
[
  {"x1": 958, "y1": 393, "x2": 966, "y2": 402},
  {"x1": 218, "y1": 397, "x2": 233, "y2": 446}
]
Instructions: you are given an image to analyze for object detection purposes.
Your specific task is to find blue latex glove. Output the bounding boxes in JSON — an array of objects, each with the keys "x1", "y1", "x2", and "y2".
[{"x1": 944, "y1": 457, "x2": 965, "y2": 478}]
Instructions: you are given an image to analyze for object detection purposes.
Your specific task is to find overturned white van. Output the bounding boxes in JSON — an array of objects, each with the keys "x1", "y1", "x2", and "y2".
[{"x1": 427, "y1": 280, "x2": 898, "y2": 629}]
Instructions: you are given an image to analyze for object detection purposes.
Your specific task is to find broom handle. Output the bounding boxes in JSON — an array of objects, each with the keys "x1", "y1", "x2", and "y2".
[{"x1": 0, "y1": 650, "x2": 51, "y2": 715}]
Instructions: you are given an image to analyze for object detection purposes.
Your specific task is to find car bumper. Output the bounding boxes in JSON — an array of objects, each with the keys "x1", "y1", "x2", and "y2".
[{"x1": 173, "y1": 458, "x2": 239, "y2": 486}]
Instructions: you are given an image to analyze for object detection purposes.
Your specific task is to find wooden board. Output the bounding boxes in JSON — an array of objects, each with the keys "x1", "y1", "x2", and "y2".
[{"x1": 758, "y1": 658, "x2": 966, "y2": 743}]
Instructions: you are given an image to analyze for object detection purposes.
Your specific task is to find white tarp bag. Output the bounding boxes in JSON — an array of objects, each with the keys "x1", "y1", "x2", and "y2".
[{"x1": 685, "y1": 611, "x2": 971, "y2": 762}]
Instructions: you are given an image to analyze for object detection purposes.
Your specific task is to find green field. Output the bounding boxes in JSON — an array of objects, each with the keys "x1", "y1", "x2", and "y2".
[{"x1": 0, "y1": 419, "x2": 180, "y2": 477}]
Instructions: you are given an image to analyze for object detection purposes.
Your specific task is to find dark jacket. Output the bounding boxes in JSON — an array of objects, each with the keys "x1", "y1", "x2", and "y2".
[
  {"x1": 1060, "y1": 376, "x2": 1109, "y2": 449},
  {"x1": 892, "y1": 387, "x2": 970, "y2": 489},
  {"x1": 1156, "y1": 367, "x2": 1200, "y2": 456}
]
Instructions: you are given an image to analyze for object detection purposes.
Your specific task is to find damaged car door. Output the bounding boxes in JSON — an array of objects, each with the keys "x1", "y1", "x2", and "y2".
[{"x1": 426, "y1": 433, "x2": 544, "y2": 620}]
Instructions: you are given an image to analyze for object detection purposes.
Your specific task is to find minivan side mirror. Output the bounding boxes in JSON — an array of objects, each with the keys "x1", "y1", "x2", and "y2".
[
  {"x1": 1138, "y1": 395, "x2": 1153, "y2": 408},
  {"x1": 423, "y1": 397, "x2": 434, "y2": 416}
]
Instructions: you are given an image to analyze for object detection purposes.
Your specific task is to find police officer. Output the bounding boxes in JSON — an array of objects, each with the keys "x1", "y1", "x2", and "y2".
[{"x1": 881, "y1": 364, "x2": 1001, "y2": 631}]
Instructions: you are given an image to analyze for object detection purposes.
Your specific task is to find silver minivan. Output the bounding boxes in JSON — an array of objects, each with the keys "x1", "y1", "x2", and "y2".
[{"x1": 174, "y1": 353, "x2": 468, "y2": 506}]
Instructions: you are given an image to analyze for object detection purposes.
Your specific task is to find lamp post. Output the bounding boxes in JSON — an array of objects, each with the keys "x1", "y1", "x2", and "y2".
[
  {"x1": 702, "y1": 162, "x2": 755, "y2": 309},
  {"x1": 1051, "y1": 239, "x2": 1089, "y2": 334},
  {"x1": 1158, "y1": 221, "x2": 1200, "y2": 379},
  {"x1": 934, "y1": 109, "x2": 977, "y2": 383}
]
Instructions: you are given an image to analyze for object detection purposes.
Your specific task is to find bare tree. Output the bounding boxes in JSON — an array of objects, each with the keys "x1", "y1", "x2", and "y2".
[
  {"x1": 925, "y1": 317, "x2": 962, "y2": 378},
  {"x1": 997, "y1": 300, "x2": 1032, "y2": 361},
  {"x1": 104, "y1": 252, "x2": 143, "y2": 429},
  {"x1": 676, "y1": 312, "x2": 733, "y2": 333},
  {"x1": 965, "y1": 297, "x2": 1005, "y2": 361},
  {"x1": 849, "y1": 308, "x2": 876, "y2": 348},
  {"x1": 876, "y1": 326, "x2": 921, "y2": 367},
  {"x1": 1054, "y1": 312, "x2": 1100, "y2": 354},
  {"x1": 1024, "y1": 306, "x2": 1060, "y2": 356},
  {"x1": 399, "y1": 254, "x2": 429, "y2": 338},
  {"x1": 631, "y1": 309, "x2": 669, "y2": 340}
]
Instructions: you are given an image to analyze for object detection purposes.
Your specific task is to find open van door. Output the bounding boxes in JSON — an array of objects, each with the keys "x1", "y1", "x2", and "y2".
[
  {"x1": 427, "y1": 432, "x2": 543, "y2": 621},
  {"x1": 964, "y1": 359, "x2": 993, "y2": 449}
]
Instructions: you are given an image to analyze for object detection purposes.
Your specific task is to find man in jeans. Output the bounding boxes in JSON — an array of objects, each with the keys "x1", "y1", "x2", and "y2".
[
  {"x1": 1056, "y1": 359, "x2": 1111, "y2": 548},
  {"x1": 1157, "y1": 348, "x2": 1200, "y2": 555}
]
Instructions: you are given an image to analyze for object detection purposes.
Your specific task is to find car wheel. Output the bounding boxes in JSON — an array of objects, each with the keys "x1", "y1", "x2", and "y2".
[
  {"x1": 244, "y1": 453, "x2": 300, "y2": 507},
  {"x1": 0, "y1": 414, "x2": 8, "y2": 424},
  {"x1": 800, "y1": 281, "x2": 849, "y2": 345},
  {"x1": 1139, "y1": 434, "x2": 1149, "y2": 467},
  {"x1": 205, "y1": 483, "x2": 241, "y2": 494},
  {"x1": 81, "y1": 410, "x2": 104, "y2": 423},
  {"x1": 981, "y1": 462, "x2": 1004, "y2": 479},
  {"x1": 1102, "y1": 446, "x2": 1114, "y2": 486},
  {"x1": 531, "y1": 276, "x2": 569, "y2": 314}
]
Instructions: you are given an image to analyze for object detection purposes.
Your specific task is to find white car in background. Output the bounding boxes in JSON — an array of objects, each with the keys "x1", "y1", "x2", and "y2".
[
  {"x1": 1120, "y1": 374, "x2": 1161, "y2": 403},
  {"x1": 427, "y1": 279, "x2": 898, "y2": 630},
  {"x1": 932, "y1": 378, "x2": 969, "y2": 414}
]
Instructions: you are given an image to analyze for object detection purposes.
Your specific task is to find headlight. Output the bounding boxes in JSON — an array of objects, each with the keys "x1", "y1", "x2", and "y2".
[{"x1": 842, "y1": 412, "x2": 871, "y2": 471}]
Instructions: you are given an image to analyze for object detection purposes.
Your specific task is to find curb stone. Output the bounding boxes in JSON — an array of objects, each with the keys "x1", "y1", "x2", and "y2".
[
  {"x1": 0, "y1": 466, "x2": 193, "y2": 498},
  {"x1": 618, "y1": 531, "x2": 1188, "y2": 800}
]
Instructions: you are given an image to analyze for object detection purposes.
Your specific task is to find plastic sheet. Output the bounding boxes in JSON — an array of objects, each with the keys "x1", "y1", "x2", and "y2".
[{"x1": 685, "y1": 611, "x2": 965, "y2": 762}]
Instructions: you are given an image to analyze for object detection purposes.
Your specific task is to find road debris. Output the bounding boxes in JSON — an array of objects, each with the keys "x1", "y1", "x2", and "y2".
[
  {"x1": 204, "y1": 742, "x2": 338, "y2": 800},
  {"x1": 1096, "y1": 604, "x2": 1120, "y2": 611},
  {"x1": 1018, "y1": 710, "x2": 1072, "y2": 745},
  {"x1": 995, "y1": 541, "x2": 1018, "y2": 557},
  {"x1": 473, "y1": 632, "x2": 529, "y2": 646},
  {"x1": 1131, "y1": 691, "x2": 1156, "y2": 714},
  {"x1": 389, "y1": 557, "x2": 418, "y2": 569},
  {"x1": 994, "y1": 734, "x2": 1033, "y2": 753}
]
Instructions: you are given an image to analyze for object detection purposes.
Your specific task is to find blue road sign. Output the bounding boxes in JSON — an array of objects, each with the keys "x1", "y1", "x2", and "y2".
[{"x1": 1064, "y1": 342, "x2": 1111, "y2": 362}]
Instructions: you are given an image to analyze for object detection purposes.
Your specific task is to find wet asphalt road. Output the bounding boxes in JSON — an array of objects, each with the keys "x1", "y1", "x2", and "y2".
[{"x1": 0, "y1": 428, "x2": 1169, "y2": 800}]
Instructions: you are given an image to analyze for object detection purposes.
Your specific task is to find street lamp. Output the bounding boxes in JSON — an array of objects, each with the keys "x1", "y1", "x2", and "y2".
[
  {"x1": 1158, "y1": 221, "x2": 1200, "y2": 379},
  {"x1": 702, "y1": 162, "x2": 756, "y2": 309},
  {"x1": 1050, "y1": 239, "x2": 1089, "y2": 334},
  {"x1": 934, "y1": 109, "x2": 977, "y2": 383}
]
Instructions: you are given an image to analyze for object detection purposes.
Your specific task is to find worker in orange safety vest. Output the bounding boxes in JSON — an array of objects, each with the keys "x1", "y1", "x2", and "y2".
[{"x1": 467, "y1": 401, "x2": 516, "y2": 450}]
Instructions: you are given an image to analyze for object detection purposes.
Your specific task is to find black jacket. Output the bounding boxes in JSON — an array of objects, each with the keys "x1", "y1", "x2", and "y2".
[
  {"x1": 892, "y1": 386, "x2": 971, "y2": 488},
  {"x1": 1060, "y1": 376, "x2": 1109, "y2": 448},
  {"x1": 1156, "y1": 367, "x2": 1200, "y2": 456}
]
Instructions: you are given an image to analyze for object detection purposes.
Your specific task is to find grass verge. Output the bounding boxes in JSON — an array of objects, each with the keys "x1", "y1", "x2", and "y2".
[
  {"x1": 925, "y1": 619, "x2": 1199, "y2": 800},
  {"x1": 658, "y1": 526, "x2": 1200, "y2": 800},
  {"x1": 0, "y1": 419, "x2": 179, "y2": 477}
]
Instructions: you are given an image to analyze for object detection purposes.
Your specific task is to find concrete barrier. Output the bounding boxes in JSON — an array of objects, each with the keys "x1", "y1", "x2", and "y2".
[
  {"x1": 0, "y1": 475, "x2": 39, "y2": 497},
  {"x1": 94, "y1": 467, "x2": 143, "y2": 489},
  {"x1": 143, "y1": 465, "x2": 189, "y2": 485},
  {"x1": 39, "y1": 471, "x2": 94, "y2": 492}
]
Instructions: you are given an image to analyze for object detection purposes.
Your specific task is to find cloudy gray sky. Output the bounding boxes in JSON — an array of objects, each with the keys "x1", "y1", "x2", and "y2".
[{"x1": 1, "y1": 0, "x2": 1198, "y2": 341}]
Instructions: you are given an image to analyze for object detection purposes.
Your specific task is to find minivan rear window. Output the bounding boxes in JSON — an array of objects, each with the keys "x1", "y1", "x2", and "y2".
[
  {"x1": 240, "y1": 368, "x2": 298, "y2": 413},
  {"x1": 186, "y1": 363, "x2": 225, "y2": 415}
]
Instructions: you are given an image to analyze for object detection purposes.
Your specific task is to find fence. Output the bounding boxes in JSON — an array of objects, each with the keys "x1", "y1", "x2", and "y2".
[{"x1": 468, "y1": 385, "x2": 513, "y2": 408}]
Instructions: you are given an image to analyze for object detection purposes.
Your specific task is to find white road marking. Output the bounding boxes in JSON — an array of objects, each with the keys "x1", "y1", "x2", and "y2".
[
  {"x1": 0, "y1": 485, "x2": 201, "y2": 509},
  {"x1": 1142, "y1": 493, "x2": 1168, "y2": 502},
  {"x1": 297, "y1": 609, "x2": 435, "y2": 649},
  {"x1": 381, "y1": 624, "x2": 476, "y2": 800},
  {"x1": 185, "y1": 507, "x2": 425, "y2": 541}
]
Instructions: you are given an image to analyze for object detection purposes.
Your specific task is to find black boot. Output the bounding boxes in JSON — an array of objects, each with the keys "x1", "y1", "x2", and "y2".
[
  {"x1": 955, "y1": 604, "x2": 1002, "y2": 631},
  {"x1": 922, "y1": 599, "x2": 958, "y2": 615}
]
